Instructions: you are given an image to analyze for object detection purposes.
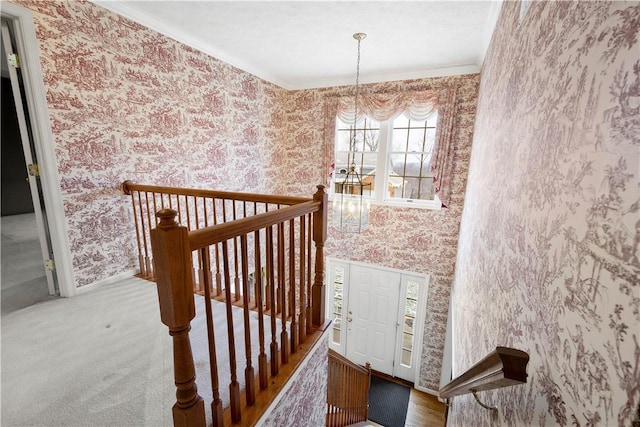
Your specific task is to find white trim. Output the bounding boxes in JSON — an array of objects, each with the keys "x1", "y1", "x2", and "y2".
[
  {"x1": 92, "y1": 0, "x2": 287, "y2": 88},
  {"x1": 292, "y1": 64, "x2": 480, "y2": 91},
  {"x1": 90, "y1": 1, "x2": 480, "y2": 91},
  {"x1": 74, "y1": 269, "x2": 140, "y2": 295},
  {"x1": 477, "y1": 0, "x2": 503, "y2": 68},
  {"x1": 326, "y1": 257, "x2": 426, "y2": 279},
  {"x1": 255, "y1": 329, "x2": 330, "y2": 425},
  {"x1": 1, "y1": 3, "x2": 76, "y2": 297},
  {"x1": 415, "y1": 384, "x2": 439, "y2": 397}
]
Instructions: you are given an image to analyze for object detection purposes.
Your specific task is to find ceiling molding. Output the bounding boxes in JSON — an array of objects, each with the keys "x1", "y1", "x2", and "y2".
[
  {"x1": 291, "y1": 64, "x2": 480, "y2": 91},
  {"x1": 92, "y1": 0, "x2": 487, "y2": 91},
  {"x1": 477, "y1": 0, "x2": 504, "y2": 69},
  {"x1": 92, "y1": 0, "x2": 288, "y2": 88}
]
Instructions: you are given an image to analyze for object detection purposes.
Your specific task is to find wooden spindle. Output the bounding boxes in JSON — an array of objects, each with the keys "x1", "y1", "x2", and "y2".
[
  {"x1": 240, "y1": 234, "x2": 256, "y2": 406},
  {"x1": 150, "y1": 209, "x2": 205, "y2": 427},
  {"x1": 122, "y1": 182, "x2": 145, "y2": 278},
  {"x1": 254, "y1": 229, "x2": 268, "y2": 390},
  {"x1": 267, "y1": 226, "x2": 278, "y2": 376},
  {"x1": 200, "y1": 248, "x2": 223, "y2": 427},
  {"x1": 221, "y1": 241, "x2": 241, "y2": 423},
  {"x1": 298, "y1": 215, "x2": 307, "y2": 344},
  {"x1": 289, "y1": 219, "x2": 298, "y2": 354},
  {"x1": 278, "y1": 222, "x2": 289, "y2": 365},
  {"x1": 306, "y1": 212, "x2": 313, "y2": 335},
  {"x1": 232, "y1": 201, "x2": 241, "y2": 302},
  {"x1": 312, "y1": 185, "x2": 327, "y2": 327}
]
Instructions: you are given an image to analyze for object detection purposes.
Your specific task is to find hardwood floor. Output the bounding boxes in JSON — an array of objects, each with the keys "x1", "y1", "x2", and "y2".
[{"x1": 405, "y1": 388, "x2": 446, "y2": 427}]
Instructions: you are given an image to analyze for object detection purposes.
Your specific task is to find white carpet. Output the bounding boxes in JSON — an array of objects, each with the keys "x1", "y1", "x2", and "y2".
[{"x1": 1, "y1": 276, "x2": 277, "y2": 426}]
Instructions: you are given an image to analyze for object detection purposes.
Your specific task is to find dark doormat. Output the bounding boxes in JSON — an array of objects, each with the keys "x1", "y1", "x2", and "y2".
[{"x1": 368, "y1": 375, "x2": 411, "y2": 427}]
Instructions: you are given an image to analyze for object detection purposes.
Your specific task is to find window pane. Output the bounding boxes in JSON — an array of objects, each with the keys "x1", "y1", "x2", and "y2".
[
  {"x1": 403, "y1": 332, "x2": 414, "y2": 350},
  {"x1": 407, "y1": 129, "x2": 427, "y2": 152},
  {"x1": 407, "y1": 281, "x2": 419, "y2": 299},
  {"x1": 336, "y1": 130, "x2": 353, "y2": 152},
  {"x1": 403, "y1": 315, "x2": 414, "y2": 333},
  {"x1": 401, "y1": 349, "x2": 412, "y2": 366},
  {"x1": 332, "y1": 327, "x2": 341, "y2": 344},
  {"x1": 394, "y1": 115, "x2": 410, "y2": 128},
  {"x1": 391, "y1": 129, "x2": 409, "y2": 151},
  {"x1": 405, "y1": 297, "x2": 417, "y2": 317}
]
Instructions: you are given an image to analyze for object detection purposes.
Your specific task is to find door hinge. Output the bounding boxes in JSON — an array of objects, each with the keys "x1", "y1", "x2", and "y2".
[
  {"x1": 44, "y1": 259, "x2": 56, "y2": 271},
  {"x1": 28, "y1": 164, "x2": 40, "y2": 177},
  {"x1": 8, "y1": 53, "x2": 20, "y2": 68}
]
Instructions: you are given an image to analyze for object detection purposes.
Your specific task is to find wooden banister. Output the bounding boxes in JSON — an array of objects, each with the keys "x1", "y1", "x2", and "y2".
[
  {"x1": 123, "y1": 180, "x2": 310, "y2": 206},
  {"x1": 136, "y1": 183, "x2": 329, "y2": 426},
  {"x1": 439, "y1": 347, "x2": 529, "y2": 399},
  {"x1": 188, "y1": 201, "x2": 321, "y2": 250},
  {"x1": 327, "y1": 349, "x2": 371, "y2": 427}
]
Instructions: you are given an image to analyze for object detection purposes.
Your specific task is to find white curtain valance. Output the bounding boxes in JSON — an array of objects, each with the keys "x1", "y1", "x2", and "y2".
[{"x1": 335, "y1": 91, "x2": 439, "y2": 123}]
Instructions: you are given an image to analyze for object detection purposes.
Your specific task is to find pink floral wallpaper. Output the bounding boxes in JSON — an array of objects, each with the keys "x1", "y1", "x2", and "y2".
[
  {"x1": 11, "y1": 0, "x2": 478, "y2": 396},
  {"x1": 12, "y1": 0, "x2": 287, "y2": 287},
  {"x1": 278, "y1": 75, "x2": 479, "y2": 392},
  {"x1": 450, "y1": 1, "x2": 640, "y2": 426},
  {"x1": 260, "y1": 336, "x2": 328, "y2": 426}
]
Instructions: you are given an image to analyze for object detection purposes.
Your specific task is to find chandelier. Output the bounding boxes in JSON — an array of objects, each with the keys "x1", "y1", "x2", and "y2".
[{"x1": 333, "y1": 32, "x2": 371, "y2": 233}]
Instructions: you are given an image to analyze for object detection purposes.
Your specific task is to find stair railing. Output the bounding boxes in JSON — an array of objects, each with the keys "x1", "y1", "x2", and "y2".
[
  {"x1": 439, "y1": 346, "x2": 529, "y2": 414},
  {"x1": 128, "y1": 182, "x2": 328, "y2": 426},
  {"x1": 326, "y1": 349, "x2": 371, "y2": 427}
]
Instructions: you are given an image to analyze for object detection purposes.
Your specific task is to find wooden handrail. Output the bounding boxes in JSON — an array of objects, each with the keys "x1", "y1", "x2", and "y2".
[
  {"x1": 327, "y1": 350, "x2": 371, "y2": 427},
  {"x1": 145, "y1": 184, "x2": 329, "y2": 426},
  {"x1": 189, "y1": 201, "x2": 321, "y2": 250},
  {"x1": 439, "y1": 346, "x2": 529, "y2": 399},
  {"x1": 122, "y1": 180, "x2": 310, "y2": 206},
  {"x1": 328, "y1": 349, "x2": 370, "y2": 376}
]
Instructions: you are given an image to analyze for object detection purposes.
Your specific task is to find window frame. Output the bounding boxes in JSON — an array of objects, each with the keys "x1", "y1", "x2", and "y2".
[{"x1": 331, "y1": 114, "x2": 442, "y2": 211}]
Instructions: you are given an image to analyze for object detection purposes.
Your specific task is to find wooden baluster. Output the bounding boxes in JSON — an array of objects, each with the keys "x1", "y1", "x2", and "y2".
[
  {"x1": 184, "y1": 195, "x2": 198, "y2": 293},
  {"x1": 278, "y1": 222, "x2": 289, "y2": 365},
  {"x1": 254, "y1": 229, "x2": 268, "y2": 390},
  {"x1": 212, "y1": 198, "x2": 222, "y2": 297},
  {"x1": 200, "y1": 248, "x2": 224, "y2": 427},
  {"x1": 240, "y1": 234, "x2": 256, "y2": 406},
  {"x1": 253, "y1": 202, "x2": 260, "y2": 309},
  {"x1": 221, "y1": 241, "x2": 241, "y2": 423},
  {"x1": 195, "y1": 198, "x2": 205, "y2": 294},
  {"x1": 306, "y1": 212, "x2": 313, "y2": 335},
  {"x1": 232, "y1": 201, "x2": 241, "y2": 302},
  {"x1": 150, "y1": 209, "x2": 205, "y2": 427},
  {"x1": 267, "y1": 226, "x2": 278, "y2": 376},
  {"x1": 289, "y1": 219, "x2": 298, "y2": 354},
  {"x1": 312, "y1": 185, "x2": 327, "y2": 328},
  {"x1": 122, "y1": 182, "x2": 146, "y2": 278},
  {"x1": 298, "y1": 215, "x2": 307, "y2": 344}
]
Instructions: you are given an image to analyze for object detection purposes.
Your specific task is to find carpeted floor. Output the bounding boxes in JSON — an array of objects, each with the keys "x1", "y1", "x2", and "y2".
[{"x1": 368, "y1": 375, "x2": 411, "y2": 427}]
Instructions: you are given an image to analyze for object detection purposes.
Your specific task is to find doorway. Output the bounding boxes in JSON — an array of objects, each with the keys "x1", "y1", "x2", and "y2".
[
  {"x1": 1, "y1": 5, "x2": 75, "y2": 304},
  {"x1": 326, "y1": 259, "x2": 428, "y2": 383}
]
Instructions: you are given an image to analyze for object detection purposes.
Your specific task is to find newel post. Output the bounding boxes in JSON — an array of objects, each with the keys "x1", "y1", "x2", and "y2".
[
  {"x1": 150, "y1": 209, "x2": 205, "y2": 427},
  {"x1": 312, "y1": 185, "x2": 328, "y2": 328}
]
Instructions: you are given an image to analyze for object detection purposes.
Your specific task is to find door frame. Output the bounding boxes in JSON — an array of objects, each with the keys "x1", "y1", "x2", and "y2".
[
  {"x1": 326, "y1": 257, "x2": 429, "y2": 383},
  {"x1": 2, "y1": 3, "x2": 75, "y2": 297}
]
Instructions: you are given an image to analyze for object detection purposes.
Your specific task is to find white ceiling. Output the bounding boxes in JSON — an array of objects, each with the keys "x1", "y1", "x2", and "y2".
[{"x1": 93, "y1": 1, "x2": 503, "y2": 90}]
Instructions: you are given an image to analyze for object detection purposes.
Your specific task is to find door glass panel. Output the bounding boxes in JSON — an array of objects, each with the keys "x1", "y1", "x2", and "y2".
[
  {"x1": 331, "y1": 266, "x2": 345, "y2": 345},
  {"x1": 401, "y1": 280, "x2": 419, "y2": 368}
]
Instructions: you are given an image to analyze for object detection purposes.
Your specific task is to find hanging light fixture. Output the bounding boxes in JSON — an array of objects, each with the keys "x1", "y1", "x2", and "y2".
[{"x1": 333, "y1": 32, "x2": 371, "y2": 233}]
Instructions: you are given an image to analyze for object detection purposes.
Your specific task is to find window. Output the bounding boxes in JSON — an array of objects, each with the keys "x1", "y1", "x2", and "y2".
[{"x1": 332, "y1": 111, "x2": 441, "y2": 209}]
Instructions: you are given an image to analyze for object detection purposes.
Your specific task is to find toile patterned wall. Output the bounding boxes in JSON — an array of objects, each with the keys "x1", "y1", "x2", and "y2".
[
  {"x1": 12, "y1": 0, "x2": 287, "y2": 287},
  {"x1": 260, "y1": 335, "x2": 329, "y2": 426},
  {"x1": 450, "y1": 1, "x2": 640, "y2": 426},
  {"x1": 277, "y1": 75, "x2": 479, "y2": 392},
  {"x1": 11, "y1": 0, "x2": 478, "y2": 395}
]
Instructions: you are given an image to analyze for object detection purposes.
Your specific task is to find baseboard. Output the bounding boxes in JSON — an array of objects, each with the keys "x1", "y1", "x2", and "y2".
[
  {"x1": 74, "y1": 268, "x2": 140, "y2": 295},
  {"x1": 415, "y1": 384, "x2": 439, "y2": 397}
]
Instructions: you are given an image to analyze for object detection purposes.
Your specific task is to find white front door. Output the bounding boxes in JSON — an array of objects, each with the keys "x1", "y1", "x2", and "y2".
[{"x1": 345, "y1": 264, "x2": 400, "y2": 376}]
